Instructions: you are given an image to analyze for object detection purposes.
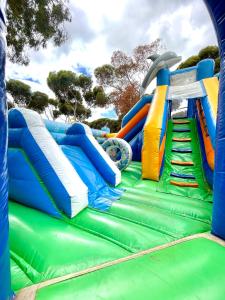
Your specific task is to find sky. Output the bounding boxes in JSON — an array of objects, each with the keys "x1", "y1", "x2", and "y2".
[{"x1": 6, "y1": 0, "x2": 217, "y2": 121}]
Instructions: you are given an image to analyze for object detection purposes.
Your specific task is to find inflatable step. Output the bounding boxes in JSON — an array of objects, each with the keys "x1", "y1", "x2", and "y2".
[
  {"x1": 172, "y1": 120, "x2": 190, "y2": 125},
  {"x1": 172, "y1": 137, "x2": 191, "y2": 142},
  {"x1": 172, "y1": 116, "x2": 188, "y2": 119},
  {"x1": 170, "y1": 172, "x2": 196, "y2": 180},
  {"x1": 173, "y1": 128, "x2": 191, "y2": 133},
  {"x1": 172, "y1": 148, "x2": 192, "y2": 153},
  {"x1": 170, "y1": 180, "x2": 199, "y2": 188},
  {"x1": 171, "y1": 160, "x2": 194, "y2": 166}
]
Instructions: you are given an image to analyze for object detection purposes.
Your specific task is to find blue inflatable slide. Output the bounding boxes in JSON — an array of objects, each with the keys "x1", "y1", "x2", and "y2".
[{"x1": 8, "y1": 108, "x2": 122, "y2": 219}]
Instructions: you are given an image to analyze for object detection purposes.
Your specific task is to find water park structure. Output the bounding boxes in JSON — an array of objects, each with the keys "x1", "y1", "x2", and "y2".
[{"x1": 1, "y1": 0, "x2": 225, "y2": 299}]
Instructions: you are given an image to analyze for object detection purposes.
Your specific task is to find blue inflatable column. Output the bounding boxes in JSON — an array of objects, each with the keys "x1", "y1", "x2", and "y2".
[
  {"x1": 0, "y1": 1, "x2": 11, "y2": 299},
  {"x1": 204, "y1": 0, "x2": 225, "y2": 239},
  {"x1": 156, "y1": 68, "x2": 170, "y2": 86},
  {"x1": 196, "y1": 59, "x2": 215, "y2": 81}
]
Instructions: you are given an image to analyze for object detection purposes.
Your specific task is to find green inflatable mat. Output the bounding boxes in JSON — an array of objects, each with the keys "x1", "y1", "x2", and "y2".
[
  {"x1": 36, "y1": 237, "x2": 225, "y2": 300},
  {"x1": 10, "y1": 118, "x2": 214, "y2": 295}
]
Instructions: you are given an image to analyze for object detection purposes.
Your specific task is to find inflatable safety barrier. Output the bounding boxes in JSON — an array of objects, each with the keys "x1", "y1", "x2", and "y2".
[{"x1": 102, "y1": 138, "x2": 132, "y2": 171}]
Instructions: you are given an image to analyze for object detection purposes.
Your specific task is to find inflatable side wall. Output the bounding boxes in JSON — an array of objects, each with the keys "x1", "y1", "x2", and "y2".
[
  {"x1": 0, "y1": 1, "x2": 11, "y2": 298},
  {"x1": 204, "y1": 0, "x2": 225, "y2": 239},
  {"x1": 195, "y1": 63, "x2": 218, "y2": 187}
]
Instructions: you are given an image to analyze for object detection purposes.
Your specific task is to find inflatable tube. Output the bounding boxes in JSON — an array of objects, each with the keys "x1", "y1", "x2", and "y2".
[{"x1": 102, "y1": 138, "x2": 132, "y2": 171}]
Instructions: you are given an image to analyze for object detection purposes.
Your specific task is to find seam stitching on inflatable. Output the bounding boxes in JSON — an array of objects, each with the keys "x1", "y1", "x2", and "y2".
[{"x1": 16, "y1": 232, "x2": 224, "y2": 300}]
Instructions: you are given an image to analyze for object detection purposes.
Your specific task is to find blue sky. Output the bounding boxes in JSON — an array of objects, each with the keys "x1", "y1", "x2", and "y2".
[
  {"x1": 73, "y1": 64, "x2": 92, "y2": 77},
  {"x1": 101, "y1": 108, "x2": 118, "y2": 119},
  {"x1": 23, "y1": 77, "x2": 40, "y2": 84},
  {"x1": 6, "y1": 0, "x2": 217, "y2": 121}
]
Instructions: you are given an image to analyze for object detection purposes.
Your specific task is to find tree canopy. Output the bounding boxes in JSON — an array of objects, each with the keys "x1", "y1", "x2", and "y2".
[
  {"x1": 6, "y1": 79, "x2": 50, "y2": 113},
  {"x1": 7, "y1": 0, "x2": 71, "y2": 65},
  {"x1": 94, "y1": 39, "x2": 162, "y2": 117},
  {"x1": 47, "y1": 70, "x2": 108, "y2": 122},
  {"x1": 178, "y1": 45, "x2": 220, "y2": 73},
  {"x1": 6, "y1": 71, "x2": 108, "y2": 122},
  {"x1": 6, "y1": 79, "x2": 31, "y2": 106},
  {"x1": 28, "y1": 91, "x2": 49, "y2": 113},
  {"x1": 87, "y1": 118, "x2": 121, "y2": 133}
]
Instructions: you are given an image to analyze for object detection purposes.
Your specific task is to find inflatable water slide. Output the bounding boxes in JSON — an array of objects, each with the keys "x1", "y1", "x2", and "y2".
[
  {"x1": 7, "y1": 50, "x2": 224, "y2": 299},
  {"x1": 2, "y1": 1, "x2": 225, "y2": 299}
]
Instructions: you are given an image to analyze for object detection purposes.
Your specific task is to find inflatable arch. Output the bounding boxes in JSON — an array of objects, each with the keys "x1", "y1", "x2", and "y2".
[{"x1": 0, "y1": 0, "x2": 225, "y2": 298}]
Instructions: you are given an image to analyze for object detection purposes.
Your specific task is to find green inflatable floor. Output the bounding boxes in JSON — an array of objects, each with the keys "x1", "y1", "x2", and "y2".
[
  {"x1": 36, "y1": 238, "x2": 225, "y2": 300},
  {"x1": 10, "y1": 118, "x2": 216, "y2": 297}
]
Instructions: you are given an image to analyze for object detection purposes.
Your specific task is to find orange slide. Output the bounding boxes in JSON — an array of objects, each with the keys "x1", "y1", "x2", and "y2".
[
  {"x1": 115, "y1": 103, "x2": 150, "y2": 139},
  {"x1": 196, "y1": 101, "x2": 214, "y2": 170}
]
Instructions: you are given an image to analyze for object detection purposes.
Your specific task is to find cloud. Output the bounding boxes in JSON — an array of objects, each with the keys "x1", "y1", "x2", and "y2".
[
  {"x1": 7, "y1": 0, "x2": 218, "y2": 121},
  {"x1": 102, "y1": 0, "x2": 217, "y2": 59}
]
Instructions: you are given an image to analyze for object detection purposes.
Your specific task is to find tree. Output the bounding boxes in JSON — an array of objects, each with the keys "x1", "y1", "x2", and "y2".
[
  {"x1": 110, "y1": 84, "x2": 139, "y2": 117},
  {"x1": 178, "y1": 45, "x2": 220, "y2": 73},
  {"x1": 199, "y1": 46, "x2": 219, "y2": 60},
  {"x1": 45, "y1": 98, "x2": 60, "y2": 120},
  {"x1": 94, "y1": 39, "x2": 162, "y2": 117},
  {"x1": 87, "y1": 118, "x2": 121, "y2": 133},
  {"x1": 6, "y1": 79, "x2": 58, "y2": 118},
  {"x1": 6, "y1": 79, "x2": 31, "y2": 106},
  {"x1": 215, "y1": 57, "x2": 220, "y2": 74},
  {"x1": 178, "y1": 55, "x2": 200, "y2": 70},
  {"x1": 7, "y1": 0, "x2": 71, "y2": 65},
  {"x1": 84, "y1": 86, "x2": 108, "y2": 108},
  {"x1": 47, "y1": 70, "x2": 82, "y2": 121},
  {"x1": 28, "y1": 91, "x2": 49, "y2": 113},
  {"x1": 47, "y1": 70, "x2": 107, "y2": 122}
]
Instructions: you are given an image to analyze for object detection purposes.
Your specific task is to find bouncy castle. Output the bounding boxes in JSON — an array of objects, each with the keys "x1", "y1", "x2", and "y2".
[{"x1": 1, "y1": 0, "x2": 225, "y2": 299}]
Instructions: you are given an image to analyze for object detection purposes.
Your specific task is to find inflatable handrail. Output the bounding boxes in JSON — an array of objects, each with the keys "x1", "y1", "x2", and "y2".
[
  {"x1": 201, "y1": 77, "x2": 219, "y2": 147},
  {"x1": 142, "y1": 85, "x2": 168, "y2": 180},
  {"x1": 196, "y1": 101, "x2": 214, "y2": 171}
]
